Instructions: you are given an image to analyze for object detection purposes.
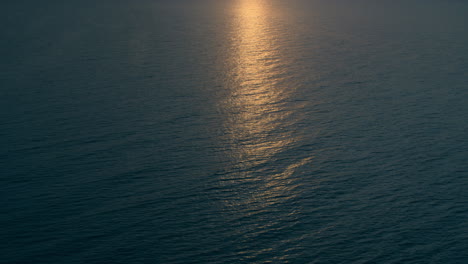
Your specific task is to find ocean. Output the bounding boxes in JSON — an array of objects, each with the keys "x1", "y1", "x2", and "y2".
[{"x1": 1, "y1": 0, "x2": 468, "y2": 263}]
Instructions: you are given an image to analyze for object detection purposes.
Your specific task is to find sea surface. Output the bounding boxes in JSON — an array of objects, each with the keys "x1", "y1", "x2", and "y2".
[{"x1": 1, "y1": 0, "x2": 468, "y2": 263}]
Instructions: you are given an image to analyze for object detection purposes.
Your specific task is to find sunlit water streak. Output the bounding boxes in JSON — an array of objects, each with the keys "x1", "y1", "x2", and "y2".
[
  {"x1": 211, "y1": 1, "x2": 320, "y2": 260},
  {"x1": 219, "y1": 0, "x2": 303, "y2": 212}
]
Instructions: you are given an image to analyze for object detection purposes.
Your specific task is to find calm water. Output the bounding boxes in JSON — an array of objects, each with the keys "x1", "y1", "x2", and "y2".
[{"x1": 1, "y1": 0, "x2": 468, "y2": 263}]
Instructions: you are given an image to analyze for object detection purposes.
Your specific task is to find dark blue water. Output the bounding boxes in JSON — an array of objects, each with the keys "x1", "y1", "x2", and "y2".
[{"x1": 2, "y1": 0, "x2": 468, "y2": 263}]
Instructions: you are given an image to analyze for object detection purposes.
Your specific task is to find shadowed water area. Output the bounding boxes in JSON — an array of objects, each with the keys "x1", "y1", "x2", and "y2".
[{"x1": 1, "y1": 0, "x2": 468, "y2": 263}]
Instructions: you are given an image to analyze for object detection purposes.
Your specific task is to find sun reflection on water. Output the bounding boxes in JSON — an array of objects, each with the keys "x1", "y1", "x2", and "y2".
[
  {"x1": 219, "y1": 0, "x2": 306, "y2": 215},
  {"x1": 225, "y1": 0, "x2": 291, "y2": 165}
]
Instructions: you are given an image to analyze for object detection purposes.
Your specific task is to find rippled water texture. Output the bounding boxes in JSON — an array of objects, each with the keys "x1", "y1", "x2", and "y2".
[{"x1": 1, "y1": 0, "x2": 468, "y2": 263}]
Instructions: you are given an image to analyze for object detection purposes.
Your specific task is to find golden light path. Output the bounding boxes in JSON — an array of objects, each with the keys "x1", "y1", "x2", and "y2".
[
  {"x1": 225, "y1": 0, "x2": 291, "y2": 168},
  {"x1": 220, "y1": 0, "x2": 310, "y2": 219}
]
